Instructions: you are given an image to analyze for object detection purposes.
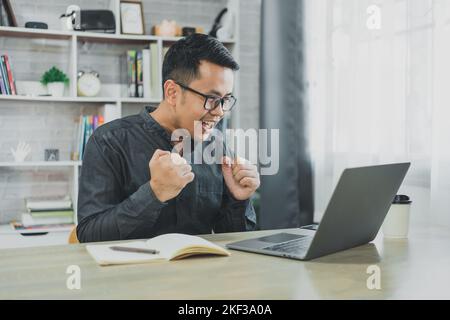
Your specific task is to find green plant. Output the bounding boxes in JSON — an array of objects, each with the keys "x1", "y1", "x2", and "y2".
[{"x1": 40, "y1": 66, "x2": 69, "y2": 85}]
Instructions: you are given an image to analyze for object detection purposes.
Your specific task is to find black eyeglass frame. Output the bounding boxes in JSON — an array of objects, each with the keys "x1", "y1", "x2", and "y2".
[{"x1": 174, "y1": 81, "x2": 237, "y2": 112}]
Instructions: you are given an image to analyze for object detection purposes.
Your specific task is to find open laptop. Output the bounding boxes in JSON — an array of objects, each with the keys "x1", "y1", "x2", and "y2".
[{"x1": 226, "y1": 162, "x2": 410, "y2": 261}]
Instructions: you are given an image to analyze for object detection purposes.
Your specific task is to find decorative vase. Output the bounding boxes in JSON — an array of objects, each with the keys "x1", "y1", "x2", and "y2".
[{"x1": 47, "y1": 82, "x2": 65, "y2": 97}]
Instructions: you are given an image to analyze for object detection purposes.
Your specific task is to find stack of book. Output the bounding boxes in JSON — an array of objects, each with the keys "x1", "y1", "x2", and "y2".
[
  {"x1": 16, "y1": 196, "x2": 74, "y2": 231},
  {"x1": 0, "y1": 54, "x2": 17, "y2": 95},
  {"x1": 73, "y1": 114, "x2": 105, "y2": 161},
  {"x1": 126, "y1": 43, "x2": 160, "y2": 98}
]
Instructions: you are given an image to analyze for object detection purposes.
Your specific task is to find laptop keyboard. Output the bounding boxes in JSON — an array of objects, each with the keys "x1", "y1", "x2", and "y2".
[{"x1": 263, "y1": 237, "x2": 313, "y2": 254}]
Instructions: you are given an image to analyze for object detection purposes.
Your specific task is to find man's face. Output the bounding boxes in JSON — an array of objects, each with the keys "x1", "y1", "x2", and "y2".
[{"x1": 174, "y1": 61, "x2": 234, "y2": 141}]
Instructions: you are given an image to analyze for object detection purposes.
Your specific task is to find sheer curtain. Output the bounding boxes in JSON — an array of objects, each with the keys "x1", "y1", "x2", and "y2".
[{"x1": 304, "y1": 0, "x2": 450, "y2": 227}]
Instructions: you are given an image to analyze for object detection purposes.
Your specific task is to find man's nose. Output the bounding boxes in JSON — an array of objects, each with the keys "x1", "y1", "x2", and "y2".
[{"x1": 209, "y1": 104, "x2": 225, "y2": 117}]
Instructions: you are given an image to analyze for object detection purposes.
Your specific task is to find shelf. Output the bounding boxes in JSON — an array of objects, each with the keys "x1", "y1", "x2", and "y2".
[
  {"x1": 159, "y1": 36, "x2": 235, "y2": 44},
  {"x1": 76, "y1": 32, "x2": 160, "y2": 44},
  {"x1": 120, "y1": 97, "x2": 160, "y2": 103},
  {"x1": 75, "y1": 97, "x2": 118, "y2": 103},
  {"x1": 0, "y1": 161, "x2": 82, "y2": 167},
  {"x1": 0, "y1": 26, "x2": 72, "y2": 40},
  {"x1": 0, "y1": 95, "x2": 116, "y2": 103},
  {"x1": 0, "y1": 26, "x2": 236, "y2": 44},
  {"x1": 0, "y1": 95, "x2": 160, "y2": 104}
]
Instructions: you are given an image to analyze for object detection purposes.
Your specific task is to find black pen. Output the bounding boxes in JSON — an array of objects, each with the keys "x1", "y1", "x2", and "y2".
[{"x1": 109, "y1": 246, "x2": 160, "y2": 254}]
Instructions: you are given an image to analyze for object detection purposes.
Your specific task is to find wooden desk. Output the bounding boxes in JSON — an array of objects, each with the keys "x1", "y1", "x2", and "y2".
[{"x1": 1, "y1": 224, "x2": 449, "y2": 299}]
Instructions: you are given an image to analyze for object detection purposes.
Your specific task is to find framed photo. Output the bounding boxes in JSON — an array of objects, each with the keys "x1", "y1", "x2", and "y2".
[
  {"x1": 44, "y1": 149, "x2": 59, "y2": 161},
  {"x1": 1, "y1": 0, "x2": 18, "y2": 27},
  {"x1": 120, "y1": 1, "x2": 145, "y2": 35}
]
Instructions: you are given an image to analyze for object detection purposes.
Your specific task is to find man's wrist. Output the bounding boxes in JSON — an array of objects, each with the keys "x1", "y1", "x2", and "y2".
[
  {"x1": 149, "y1": 180, "x2": 168, "y2": 203},
  {"x1": 226, "y1": 187, "x2": 252, "y2": 203},
  {"x1": 129, "y1": 182, "x2": 168, "y2": 213}
]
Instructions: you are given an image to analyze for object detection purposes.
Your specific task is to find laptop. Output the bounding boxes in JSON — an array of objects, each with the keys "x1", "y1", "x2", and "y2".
[{"x1": 226, "y1": 162, "x2": 410, "y2": 261}]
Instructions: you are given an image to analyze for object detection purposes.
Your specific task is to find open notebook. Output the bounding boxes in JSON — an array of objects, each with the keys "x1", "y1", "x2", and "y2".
[{"x1": 86, "y1": 233, "x2": 230, "y2": 266}]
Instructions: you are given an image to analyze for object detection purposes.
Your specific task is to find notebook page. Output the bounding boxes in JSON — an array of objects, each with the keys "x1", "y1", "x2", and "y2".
[
  {"x1": 86, "y1": 241, "x2": 168, "y2": 266},
  {"x1": 145, "y1": 233, "x2": 229, "y2": 259}
]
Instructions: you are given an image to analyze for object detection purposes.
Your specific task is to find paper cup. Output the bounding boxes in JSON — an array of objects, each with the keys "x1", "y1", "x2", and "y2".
[{"x1": 382, "y1": 195, "x2": 411, "y2": 238}]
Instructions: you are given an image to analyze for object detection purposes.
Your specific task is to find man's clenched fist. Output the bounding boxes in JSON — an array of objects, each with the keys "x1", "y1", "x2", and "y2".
[
  {"x1": 149, "y1": 149, "x2": 194, "y2": 202},
  {"x1": 222, "y1": 156, "x2": 260, "y2": 201}
]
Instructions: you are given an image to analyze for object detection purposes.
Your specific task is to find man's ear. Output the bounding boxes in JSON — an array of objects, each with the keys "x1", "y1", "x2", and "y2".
[{"x1": 163, "y1": 80, "x2": 178, "y2": 106}]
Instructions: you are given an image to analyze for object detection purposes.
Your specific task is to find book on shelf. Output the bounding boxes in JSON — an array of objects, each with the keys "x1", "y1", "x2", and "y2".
[
  {"x1": 142, "y1": 49, "x2": 151, "y2": 98},
  {"x1": 125, "y1": 45, "x2": 159, "y2": 99},
  {"x1": 10, "y1": 221, "x2": 75, "y2": 234},
  {"x1": 126, "y1": 50, "x2": 137, "y2": 97},
  {"x1": 0, "y1": 55, "x2": 10, "y2": 94},
  {"x1": 136, "y1": 50, "x2": 143, "y2": 98},
  {"x1": 0, "y1": 54, "x2": 17, "y2": 95},
  {"x1": 0, "y1": 63, "x2": 6, "y2": 94},
  {"x1": 86, "y1": 233, "x2": 231, "y2": 266},
  {"x1": 22, "y1": 195, "x2": 74, "y2": 228},
  {"x1": 25, "y1": 195, "x2": 72, "y2": 211},
  {"x1": 77, "y1": 115, "x2": 85, "y2": 159},
  {"x1": 21, "y1": 212, "x2": 74, "y2": 227},
  {"x1": 100, "y1": 104, "x2": 120, "y2": 123},
  {"x1": 29, "y1": 210, "x2": 74, "y2": 218},
  {"x1": 3, "y1": 55, "x2": 16, "y2": 94},
  {"x1": 150, "y1": 42, "x2": 160, "y2": 98},
  {"x1": 74, "y1": 114, "x2": 104, "y2": 161},
  {"x1": 84, "y1": 115, "x2": 92, "y2": 153}
]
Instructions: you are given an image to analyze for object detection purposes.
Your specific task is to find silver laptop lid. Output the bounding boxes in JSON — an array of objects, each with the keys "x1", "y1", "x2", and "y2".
[{"x1": 304, "y1": 162, "x2": 410, "y2": 260}]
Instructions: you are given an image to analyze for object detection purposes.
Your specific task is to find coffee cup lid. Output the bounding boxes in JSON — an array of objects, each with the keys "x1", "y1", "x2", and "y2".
[{"x1": 392, "y1": 194, "x2": 412, "y2": 204}]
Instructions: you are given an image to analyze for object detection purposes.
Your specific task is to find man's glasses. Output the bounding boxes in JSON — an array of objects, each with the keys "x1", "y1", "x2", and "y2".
[{"x1": 174, "y1": 81, "x2": 237, "y2": 112}]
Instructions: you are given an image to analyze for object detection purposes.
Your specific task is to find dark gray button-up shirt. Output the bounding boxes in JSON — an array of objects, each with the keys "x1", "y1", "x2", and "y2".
[{"x1": 77, "y1": 106, "x2": 257, "y2": 242}]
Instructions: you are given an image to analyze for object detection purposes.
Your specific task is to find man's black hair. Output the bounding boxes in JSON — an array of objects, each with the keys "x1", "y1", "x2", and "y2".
[{"x1": 162, "y1": 33, "x2": 239, "y2": 95}]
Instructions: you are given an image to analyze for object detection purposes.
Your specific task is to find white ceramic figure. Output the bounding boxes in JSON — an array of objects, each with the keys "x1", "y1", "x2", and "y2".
[{"x1": 10, "y1": 141, "x2": 31, "y2": 162}]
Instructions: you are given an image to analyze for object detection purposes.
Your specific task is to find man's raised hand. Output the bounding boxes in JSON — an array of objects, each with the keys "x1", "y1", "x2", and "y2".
[{"x1": 149, "y1": 149, "x2": 194, "y2": 202}]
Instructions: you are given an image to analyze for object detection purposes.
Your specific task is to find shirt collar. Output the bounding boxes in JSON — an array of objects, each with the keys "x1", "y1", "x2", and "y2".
[{"x1": 140, "y1": 106, "x2": 172, "y2": 143}]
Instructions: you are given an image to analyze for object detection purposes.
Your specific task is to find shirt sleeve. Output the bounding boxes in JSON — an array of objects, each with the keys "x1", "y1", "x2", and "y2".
[
  {"x1": 213, "y1": 186, "x2": 258, "y2": 233},
  {"x1": 76, "y1": 134, "x2": 167, "y2": 242}
]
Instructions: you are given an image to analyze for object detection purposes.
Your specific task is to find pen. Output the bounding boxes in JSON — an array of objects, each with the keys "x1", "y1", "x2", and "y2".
[{"x1": 109, "y1": 246, "x2": 160, "y2": 254}]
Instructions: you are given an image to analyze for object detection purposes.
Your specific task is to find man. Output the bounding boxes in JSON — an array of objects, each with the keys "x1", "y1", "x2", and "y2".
[{"x1": 77, "y1": 34, "x2": 259, "y2": 242}]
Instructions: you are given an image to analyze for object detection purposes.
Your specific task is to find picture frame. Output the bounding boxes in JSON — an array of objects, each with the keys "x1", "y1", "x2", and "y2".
[
  {"x1": 120, "y1": 1, "x2": 145, "y2": 35},
  {"x1": 44, "y1": 149, "x2": 59, "y2": 161},
  {"x1": 1, "y1": 0, "x2": 18, "y2": 27}
]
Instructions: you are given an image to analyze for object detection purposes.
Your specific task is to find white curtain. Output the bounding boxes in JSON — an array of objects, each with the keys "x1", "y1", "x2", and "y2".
[{"x1": 304, "y1": 0, "x2": 450, "y2": 227}]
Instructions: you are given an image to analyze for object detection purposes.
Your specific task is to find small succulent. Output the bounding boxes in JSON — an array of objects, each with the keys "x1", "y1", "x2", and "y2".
[{"x1": 40, "y1": 66, "x2": 69, "y2": 85}]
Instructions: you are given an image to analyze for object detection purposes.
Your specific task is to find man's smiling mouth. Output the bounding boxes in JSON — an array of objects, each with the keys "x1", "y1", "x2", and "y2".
[{"x1": 201, "y1": 120, "x2": 216, "y2": 130}]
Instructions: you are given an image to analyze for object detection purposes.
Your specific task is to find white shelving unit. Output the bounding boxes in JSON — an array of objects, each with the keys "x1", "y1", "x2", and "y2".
[
  {"x1": 0, "y1": 161, "x2": 82, "y2": 167},
  {"x1": 0, "y1": 0, "x2": 240, "y2": 234},
  {"x1": 0, "y1": 94, "x2": 160, "y2": 104},
  {"x1": 0, "y1": 25, "x2": 235, "y2": 44},
  {"x1": 0, "y1": 26, "x2": 235, "y2": 105}
]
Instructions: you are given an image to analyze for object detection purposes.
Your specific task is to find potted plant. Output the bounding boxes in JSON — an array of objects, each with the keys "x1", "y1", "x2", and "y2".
[{"x1": 40, "y1": 66, "x2": 69, "y2": 97}]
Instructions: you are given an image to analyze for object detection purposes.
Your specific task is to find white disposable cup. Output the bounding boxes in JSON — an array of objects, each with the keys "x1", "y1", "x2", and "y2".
[
  {"x1": 60, "y1": 17, "x2": 72, "y2": 31},
  {"x1": 382, "y1": 202, "x2": 411, "y2": 238}
]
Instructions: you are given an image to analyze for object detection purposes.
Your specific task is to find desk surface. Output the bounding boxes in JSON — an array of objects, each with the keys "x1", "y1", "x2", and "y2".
[{"x1": 1, "y1": 224, "x2": 449, "y2": 299}]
